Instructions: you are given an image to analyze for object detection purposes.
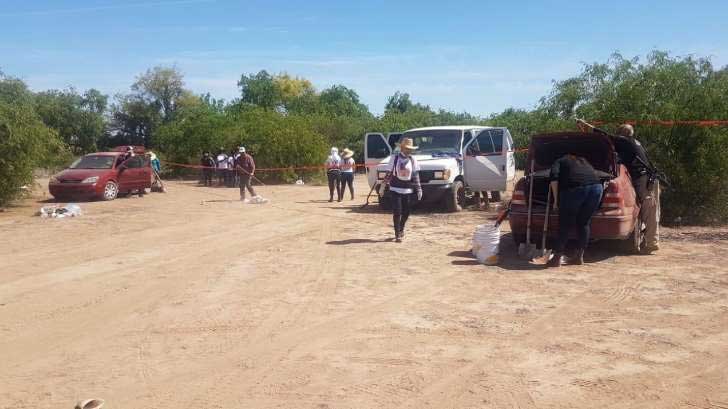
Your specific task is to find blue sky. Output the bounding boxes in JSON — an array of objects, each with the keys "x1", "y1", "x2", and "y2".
[{"x1": 1, "y1": 0, "x2": 726, "y2": 115}]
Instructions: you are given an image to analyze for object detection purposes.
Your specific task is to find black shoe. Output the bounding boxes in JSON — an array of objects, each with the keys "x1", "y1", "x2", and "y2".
[
  {"x1": 547, "y1": 254, "x2": 564, "y2": 267},
  {"x1": 399, "y1": 230, "x2": 406, "y2": 240},
  {"x1": 574, "y1": 249, "x2": 585, "y2": 265}
]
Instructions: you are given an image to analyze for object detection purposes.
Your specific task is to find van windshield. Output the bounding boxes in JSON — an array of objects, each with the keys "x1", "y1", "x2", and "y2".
[
  {"x1": 70, "y1": 155, "x2": 115, "y2": 169},
  {"x1": 403, "y1": 130, "x2": 462, "y2": 156}
]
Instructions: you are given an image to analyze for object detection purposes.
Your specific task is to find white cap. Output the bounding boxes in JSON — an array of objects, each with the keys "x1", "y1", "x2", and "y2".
[{"x1": 239, "y1": 146, "x2": 246, "y2": 153}]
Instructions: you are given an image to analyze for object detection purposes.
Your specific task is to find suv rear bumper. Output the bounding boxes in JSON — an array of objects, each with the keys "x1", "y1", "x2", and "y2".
[{"x1": 509, "y1": 209, "x2": 636, "y2": 241}]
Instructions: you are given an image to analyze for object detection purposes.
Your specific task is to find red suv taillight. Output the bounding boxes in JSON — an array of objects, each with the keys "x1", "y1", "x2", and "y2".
[
  {"x1": 512, "y1": 189, "x2": 526, "y2": 205},
  {"x1": 602, "y1": 181, "x2": 624, "y2": 209}
]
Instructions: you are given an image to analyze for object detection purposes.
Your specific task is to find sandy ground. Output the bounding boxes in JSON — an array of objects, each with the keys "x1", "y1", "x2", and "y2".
[{"x1": 1, "y1": 175, "x2": 728, "y2": 409}]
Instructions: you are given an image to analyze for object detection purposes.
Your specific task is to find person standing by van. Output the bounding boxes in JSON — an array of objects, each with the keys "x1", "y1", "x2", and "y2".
[
  {"x1": 339, "y1": 148, "x2": 356, "y2": 200},
  {"x1": 325, "y1": 147, "x2": 342, "y2": 202},
  {"x1": 548, "y1": 154, "x2": 603, "y2": 266},
  {"x1": 385, "y1": 138, "x2": 423, "y2": 242},
  {"x1": 614, "y1": 124, "x2": 659, "y2": 253}
]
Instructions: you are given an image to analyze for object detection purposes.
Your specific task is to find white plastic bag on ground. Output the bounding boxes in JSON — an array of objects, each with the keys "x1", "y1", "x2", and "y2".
[
  {"x1": 38, "y1": 203, "x2": 82, "y2": 218},
  {"x1": 472, "y1": 224, "x2": 500, "y2": 265}
]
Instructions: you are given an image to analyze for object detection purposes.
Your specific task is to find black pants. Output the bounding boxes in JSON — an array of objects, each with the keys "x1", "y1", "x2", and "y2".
[
  {"x1": 557, "y1": 183, "x2": 604, "y2": 253},
  {"x1": 239, "y1": 175, "x2": 256, "y2": 199},
  {"x1": 391, "y1": 191, "x2": 411, "y2": 235},
  {"x1": 327, "y1": 172, "x2": 341, "y2": 200},
  {"x1": 203, "y1": 169, "x2": 214, "y2": 186},
  {"x1": 340, "y1": 172, "x2": 354, "y2": 199}
]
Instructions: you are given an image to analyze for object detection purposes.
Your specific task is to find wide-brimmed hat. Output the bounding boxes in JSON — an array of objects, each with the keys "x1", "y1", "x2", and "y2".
[
  {"x1": 399, "y1": 137, "x2": 418, "y2": 151},
  {"x1": 341, "y1": 148, "x2": 354, "y2": 159}
]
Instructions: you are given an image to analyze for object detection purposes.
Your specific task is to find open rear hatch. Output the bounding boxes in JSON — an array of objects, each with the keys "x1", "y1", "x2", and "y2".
[{"x1": 527, "y1": 132, "x2": 617, "y2": 204}]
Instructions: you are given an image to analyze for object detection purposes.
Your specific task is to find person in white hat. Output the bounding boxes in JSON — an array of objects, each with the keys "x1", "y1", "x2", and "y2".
[
  {"x1": 235, "y1": 146, "x2": 257, "y2": 202},
  {"x1": 384, "y1": 137, "x2": 422, "y2": 242},
  {"x1": 325, "y1": 147, "x2": 342, "y2": 202},
  {"x1": 339, "y1": 148, "x2": 356, "y2": 200}
]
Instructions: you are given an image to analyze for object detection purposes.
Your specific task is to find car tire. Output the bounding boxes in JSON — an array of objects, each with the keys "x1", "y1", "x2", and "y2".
[
  {"x1": 625, "y1": 220, "x2": 645, "y2": 254},
  {"x1": 490, "y1": 191, "x2": 501, "y2": 202},
  {"x1": 445, "y1": 180, "x2": 464, "y2": 212},
  {"x1": 102, "y1": 181, "x2": 118, "y2": 201}
]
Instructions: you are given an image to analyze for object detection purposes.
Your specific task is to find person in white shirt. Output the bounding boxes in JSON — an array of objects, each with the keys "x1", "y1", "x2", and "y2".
[
  {"x1": 325, "y1": 147, "x2": 342, "y2": 202},
  {"x1": 216, "y1": 148, "x2": 228, "y2": 186},
  {"x1": 339, "y1": 148, "x2": 356, "y2": 200},
  {"x1": 384, "y1": 138, "x2": 422, "y2": 242}
]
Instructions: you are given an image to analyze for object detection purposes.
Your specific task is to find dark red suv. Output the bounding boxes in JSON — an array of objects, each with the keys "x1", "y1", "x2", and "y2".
[
  {"x1": 49, "y1": 148, "x2": 152, "y2": 201},
  {"x1": 509, "y1": 132, "x2": 644, "y2": 252}
]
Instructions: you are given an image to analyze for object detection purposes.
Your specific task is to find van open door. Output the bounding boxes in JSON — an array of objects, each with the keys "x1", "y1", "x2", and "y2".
[
  {"x1": 364, "y1": 132, "x2": 391, "y2": 187},
  {"x1": 387, "y1": 132, "x2": 403, "y2": 151},
  {"x1": 463, "y1": 128, "x2": 512, "y2": 192}
]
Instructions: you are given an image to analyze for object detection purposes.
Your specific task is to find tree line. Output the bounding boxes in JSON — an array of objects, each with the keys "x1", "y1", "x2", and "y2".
[{"x1": 1, "y1": 51, "x2": 727, "y2": 223}]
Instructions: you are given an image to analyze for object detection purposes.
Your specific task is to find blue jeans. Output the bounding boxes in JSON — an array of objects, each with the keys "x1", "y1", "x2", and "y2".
[{"x1": 557, "y1": 183, "x2": 603, "y2": 252}]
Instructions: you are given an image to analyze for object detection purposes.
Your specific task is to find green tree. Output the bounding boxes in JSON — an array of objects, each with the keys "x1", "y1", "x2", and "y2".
[
  {"x1": 34, "y1": 88, "x2": 108, "y2": 153},
  {"x1": 237, "y1": 70, "x2": 282, "y2": 110},
  {"x1": 0, "y1": 74, "x2": 68, "y2": 207}
]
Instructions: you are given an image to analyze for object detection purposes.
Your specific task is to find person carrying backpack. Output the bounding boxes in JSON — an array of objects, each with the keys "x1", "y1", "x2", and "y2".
[{"x1": 384, "y1": 138, "x2": 422, "y2": 242}]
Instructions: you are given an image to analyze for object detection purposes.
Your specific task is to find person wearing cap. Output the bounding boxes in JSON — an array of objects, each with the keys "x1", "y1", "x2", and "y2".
[
  {"x1": 339, "y1": 148, "x2": 356, "y2": 201},
  {"x1": 235, "y1": 146, "x2": 257, "y2": 202},
  {"x1": 325, "y1": 147, "x2": 342, "y2": 202},
  {"x1": 384, "y1": 137, "x2": 422, "y2": 242},
  {"x1": 614, "y1": 123, "x2": 659, "y2": 253},
  {"x1": 200, "y1": 151, "x2": 215, "y2": 186}
]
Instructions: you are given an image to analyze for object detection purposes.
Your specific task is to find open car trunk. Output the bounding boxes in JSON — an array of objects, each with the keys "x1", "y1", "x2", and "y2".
[{"x1": 526, "y1": 132, "x2": 617, "y2": 205}]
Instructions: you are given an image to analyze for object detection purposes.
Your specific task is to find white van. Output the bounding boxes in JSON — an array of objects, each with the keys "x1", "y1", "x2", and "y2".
[{"x1": 364, "y1": 126, "x2": 516, "y2": 212}]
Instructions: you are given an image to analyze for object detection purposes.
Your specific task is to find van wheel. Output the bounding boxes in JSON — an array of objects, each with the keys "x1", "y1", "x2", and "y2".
[
  {"x1": 445, "y1": 180, "x2": 464, "y2": 212},
  {"x1": 102, "y1": 181, "x2": 118, "y2": 201}
]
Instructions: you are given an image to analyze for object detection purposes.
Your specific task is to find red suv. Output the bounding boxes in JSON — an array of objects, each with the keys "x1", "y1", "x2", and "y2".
[
  {"x1": 509, "y1": 132, "x2": 644, "y2": 252},
  {"x1": 49, "y1": 147, "x2": 152, "y2": 201}
]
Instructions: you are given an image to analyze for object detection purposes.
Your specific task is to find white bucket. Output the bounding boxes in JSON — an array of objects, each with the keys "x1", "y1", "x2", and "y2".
[{"x1": 472, "y1": 224, "x2": 500, "y2": 265}]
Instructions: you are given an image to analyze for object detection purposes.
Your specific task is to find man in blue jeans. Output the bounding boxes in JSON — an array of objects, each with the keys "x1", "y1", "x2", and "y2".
[{"x1": 548, "y1": 154, "x2": 604, "y2": 267}]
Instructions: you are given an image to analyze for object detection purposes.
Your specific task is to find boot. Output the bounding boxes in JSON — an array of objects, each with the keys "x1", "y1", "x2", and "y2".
[
  {"x1": 574, "y1": 249, "x2": 584, "y2": 265},
  {"x1": 547, "y1": 253, "x2": 564, "y2": 267}
]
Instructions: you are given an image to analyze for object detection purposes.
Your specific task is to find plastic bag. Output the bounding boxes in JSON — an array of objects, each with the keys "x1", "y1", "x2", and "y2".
[
  {"x1": 472, "y1": 224, "x2": 500, "y2": 265},
  {"x1": 38, "y1": 203, "x2": 82, "y2": 218}
]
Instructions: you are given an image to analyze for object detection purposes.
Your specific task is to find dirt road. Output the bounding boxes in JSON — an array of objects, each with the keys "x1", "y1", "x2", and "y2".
[{"x1": 1, "y1": 176, "x2": 727, "y2": 408}]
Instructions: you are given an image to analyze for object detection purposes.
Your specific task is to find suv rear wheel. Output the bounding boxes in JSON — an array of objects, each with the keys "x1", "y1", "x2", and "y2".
[{"x1": 625, "y1": 220, "x2": 645, "y2": 254}]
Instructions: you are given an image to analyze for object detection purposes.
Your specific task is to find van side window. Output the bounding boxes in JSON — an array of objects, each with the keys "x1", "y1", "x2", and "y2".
[
  {"x1": 490, "y1": 129, "x2": 504, "y2": 153},
  {"x1": 473, "y1": 131, "x2": 495, "y2": 154},
  {"x1": 367, "y1": 135, "x2": 390, "y2": 159}
]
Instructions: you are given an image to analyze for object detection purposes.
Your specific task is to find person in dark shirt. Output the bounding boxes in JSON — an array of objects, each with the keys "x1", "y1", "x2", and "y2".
[
  {"x1": 614, "y1": 124, "x2": 659, "y2": 253},
  {"x1": 200, "y1": 151, "x2": 215, "y2": 187},
  {"x1": 235, "y1": 146, "x2": 257, "y2": 202},
  {"x1": 548, "y1": 154, "x2": 604, "y2": 266}
]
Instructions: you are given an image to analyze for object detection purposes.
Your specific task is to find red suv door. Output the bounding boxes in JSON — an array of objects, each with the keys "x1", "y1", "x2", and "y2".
[{"x1": 117, "y1": 155, "x2": 144, "y2": 192}]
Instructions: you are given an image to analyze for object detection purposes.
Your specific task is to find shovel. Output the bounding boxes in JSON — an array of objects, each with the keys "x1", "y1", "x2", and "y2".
[
  {"x1": 518, "y1": 159, "x2": 537, "y2": 258},
  {"x1": 532, "y1": 184, "x2": 554, "y2": 265}
]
